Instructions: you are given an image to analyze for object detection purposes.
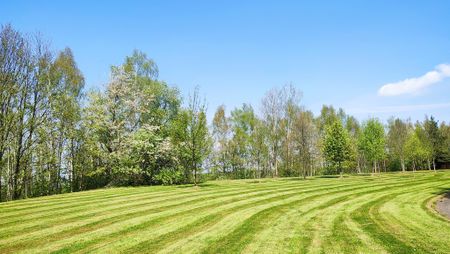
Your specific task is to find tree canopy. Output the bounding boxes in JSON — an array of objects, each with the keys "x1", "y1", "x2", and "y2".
[{"x1": 2, "y1": 24, "x2": 450, "y2": 202}]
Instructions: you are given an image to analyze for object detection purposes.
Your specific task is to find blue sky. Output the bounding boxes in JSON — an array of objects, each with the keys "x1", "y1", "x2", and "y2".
[{"x1": 2, "y1": 0, "x2": 450, "y2": 122}]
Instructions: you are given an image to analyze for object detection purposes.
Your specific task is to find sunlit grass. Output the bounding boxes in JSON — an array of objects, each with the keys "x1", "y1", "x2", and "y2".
[{"x1": 0, "y1": 170, "x2": 449, "y2": 253}]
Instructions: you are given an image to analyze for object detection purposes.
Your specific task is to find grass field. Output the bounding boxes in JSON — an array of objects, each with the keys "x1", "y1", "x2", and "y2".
[{"x1": 0, "y1": 171, "x2": 449, "y2": 254}]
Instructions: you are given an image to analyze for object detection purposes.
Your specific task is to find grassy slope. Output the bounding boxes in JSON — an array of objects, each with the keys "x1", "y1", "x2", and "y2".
[{"x1": 0, "y1": 171, "x2": 449, "y2": 254}]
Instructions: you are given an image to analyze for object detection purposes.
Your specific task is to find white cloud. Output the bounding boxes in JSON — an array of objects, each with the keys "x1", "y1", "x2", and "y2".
[{"x1": 378, "y1": 64, "x2": 450, "y2": 96}]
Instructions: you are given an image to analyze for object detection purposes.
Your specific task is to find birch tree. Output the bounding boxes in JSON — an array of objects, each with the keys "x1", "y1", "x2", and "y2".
[{"x1": 387, "y1": 118, "x2": 410, "y2": 172}]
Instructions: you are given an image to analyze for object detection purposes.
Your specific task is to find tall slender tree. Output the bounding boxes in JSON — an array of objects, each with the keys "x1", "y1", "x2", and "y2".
[
  {"x1": 387, "y1": 118, "x2": 410, "y2": 172},
  {"x1": 359, "y1": 119, "x2": 386, "y2": 173},
  {"x1": 212, "y1": 105, "x2": 230, "y2": 176},
  {"x1": 261, "y1": 87, "x2": 283, "y2": 177},
  {"x1": 322, "y1": 120, "x2": 352, "y2": 176},
  {"x1": 293, "y1": 110, "x2": 318, "y2": 178},
  {"x1": 424, "y1": 116, "x2": 442, "y2": 171},
  {"x1": 172, "y1": 87, "x2": 211, "y2": 185}
]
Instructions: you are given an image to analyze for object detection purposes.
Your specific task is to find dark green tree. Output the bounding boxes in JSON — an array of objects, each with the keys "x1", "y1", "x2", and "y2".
[
  {"x1": 359, "y1": 119, "x2": 386, "y2": 173},
  {"x1": 322, "y1": 120, "x2": 353, "y2": 176},
  {"x1": 424, "y1": 116, "x2": 442, "y2": 171},
  {"x1": 171, "y1": 87, "x2": 211, "y2": 185}
]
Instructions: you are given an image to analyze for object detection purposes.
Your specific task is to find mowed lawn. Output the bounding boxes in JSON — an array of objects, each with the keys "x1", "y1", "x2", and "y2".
[{"x1": 0, "y1": 171, "x2": 449, "y2": 254}]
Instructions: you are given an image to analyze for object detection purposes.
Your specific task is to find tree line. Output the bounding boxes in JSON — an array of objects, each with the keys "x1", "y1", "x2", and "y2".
[
  {"x1": 210, "y1": 89, "x2": 450, "y2": 179},
  {"x1": 1, "y1": 24, "x2": 450, "y2": 202}
]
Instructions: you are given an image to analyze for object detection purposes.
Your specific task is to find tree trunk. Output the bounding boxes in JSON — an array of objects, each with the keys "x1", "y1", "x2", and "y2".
[
  {"x1": 401, "y1": 158, "x2": 405, "y2": 172},
  {"x1": 432, "y1": 160, "x2": 436, "y2": 171},
  {"x1": 194, "y1": 167, "x2": 197, "y2": 186},
  {"x1": 0, "y1": 167, "x2": 2, "y2": 202},
  {"x1": 23, "y1": 169, "x2": 28, "y2": 199},
  {"x1": 274, "y1": 148, "x2": 278, "y2": 177},
  {"x1": 7, "y1": 148, "x2": 12, "y2": 201},
  {"x1": 57, "y1": 139, "x2": 64, "y2": 194},
  {"x1": 303, "y1": 160, "x2": 307, "y2": 179},
  {"x1": 22, "y1": 163, "x2": 28, "y2": 199},
  {"x1": 70, "y1": 138, "x2": 75, "y2": 192},
  {"x1": 357, "y1": 159, "x2": 361, "y2": 174},
  {"x1": 13, "y1": 140, "x2": 23, "y2": 200}
]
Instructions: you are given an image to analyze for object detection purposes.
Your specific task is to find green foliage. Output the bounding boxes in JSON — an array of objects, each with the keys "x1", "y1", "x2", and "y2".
[
  {"x1": 292, "y1": 110, "x2": 319, "y2": 178},
  {"x1": 322, "y1": 120, "x2": 353, "y2": 174},
  {"x1": 387, "y1": 118, "x2": 409, "y2": 171},
  {"x1": 358, "y1": 118, "x2": 386, "y2": 172},
  {"x1": 118, "y1": 125, "x2": 179, "y2": 185},
  {"x1": 80, "y1": 50, "x2": 184, "y2": 187},
  {"x1": 154, "y1": 168, "x2": 184, "y2": 185},
  {"x1": 439, "y1": 123, "x2": 450, "y2": 164},
  {"x1": 404, "y1": 130, "x2": 431, "y2": 170},
  {"x1": 171, "y1": 88, "x2": 212, "y2": 185},
  {"x1": 228, "y1": 104, "x2": 256, "y2": 178},
  {"x1": 211, "y1": 105, "x2": 230, "y2": 176},
  {"x1": 424, "y1": 116, "x2": 443, "y2": 169},
  {"x1": 123, "y1": 49, "x2": 159, "y2": 79},
  {"x1": 3, "y1": 23, "x2": 450, "y2": 203}
]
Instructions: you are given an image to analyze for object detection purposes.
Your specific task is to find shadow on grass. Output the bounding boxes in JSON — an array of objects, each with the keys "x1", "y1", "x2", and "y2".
[
  {"x1": 432, "y1": 187, "x2": 450, "y2": 196},
  {"x1": 281, "y1": 177, "x2": 316, "y2": 181},
  {"x1": 246, "y1": 180, "x2": 265, "y2": 184},
  {"x1": 318, "y1": 175, "x2": 346, "y2": 178},
  {"x1": 175, "y1": 182, "x2": 219, "y2": 189}
]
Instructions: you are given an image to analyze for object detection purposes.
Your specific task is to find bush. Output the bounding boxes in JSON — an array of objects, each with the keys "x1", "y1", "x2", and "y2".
[{"x1": 155, "y1": 168, "x2": 184, "y2": 185}]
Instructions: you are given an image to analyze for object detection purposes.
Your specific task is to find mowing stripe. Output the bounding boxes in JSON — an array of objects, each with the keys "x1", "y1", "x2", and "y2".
[
  {"x1": 0, "y1": 171, "x2": 449, "y2": 254},
  {"x1": 1, "y1": 181, "x2": 354, "y2": 253},
  {"x1": 192, "y1": 176, "x2": 440, "y2": 254}
]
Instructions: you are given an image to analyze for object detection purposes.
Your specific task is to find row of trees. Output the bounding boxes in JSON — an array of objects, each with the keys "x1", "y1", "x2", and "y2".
[
  {"x1": 0, "y1": 25, "x2": 85, "y2": 201},
  {"x1": 0, "y1": 25, "x2": 210, "y2": 202},
  {"x1": 1, "y1": 24, "x2": 450, "y2": 201},
  {"x1": 210, "y1": 86, "x2": 320, "y2": 179},
  {"x1": 209, "y1": 86, "x2": 450, "y2": 179}
]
